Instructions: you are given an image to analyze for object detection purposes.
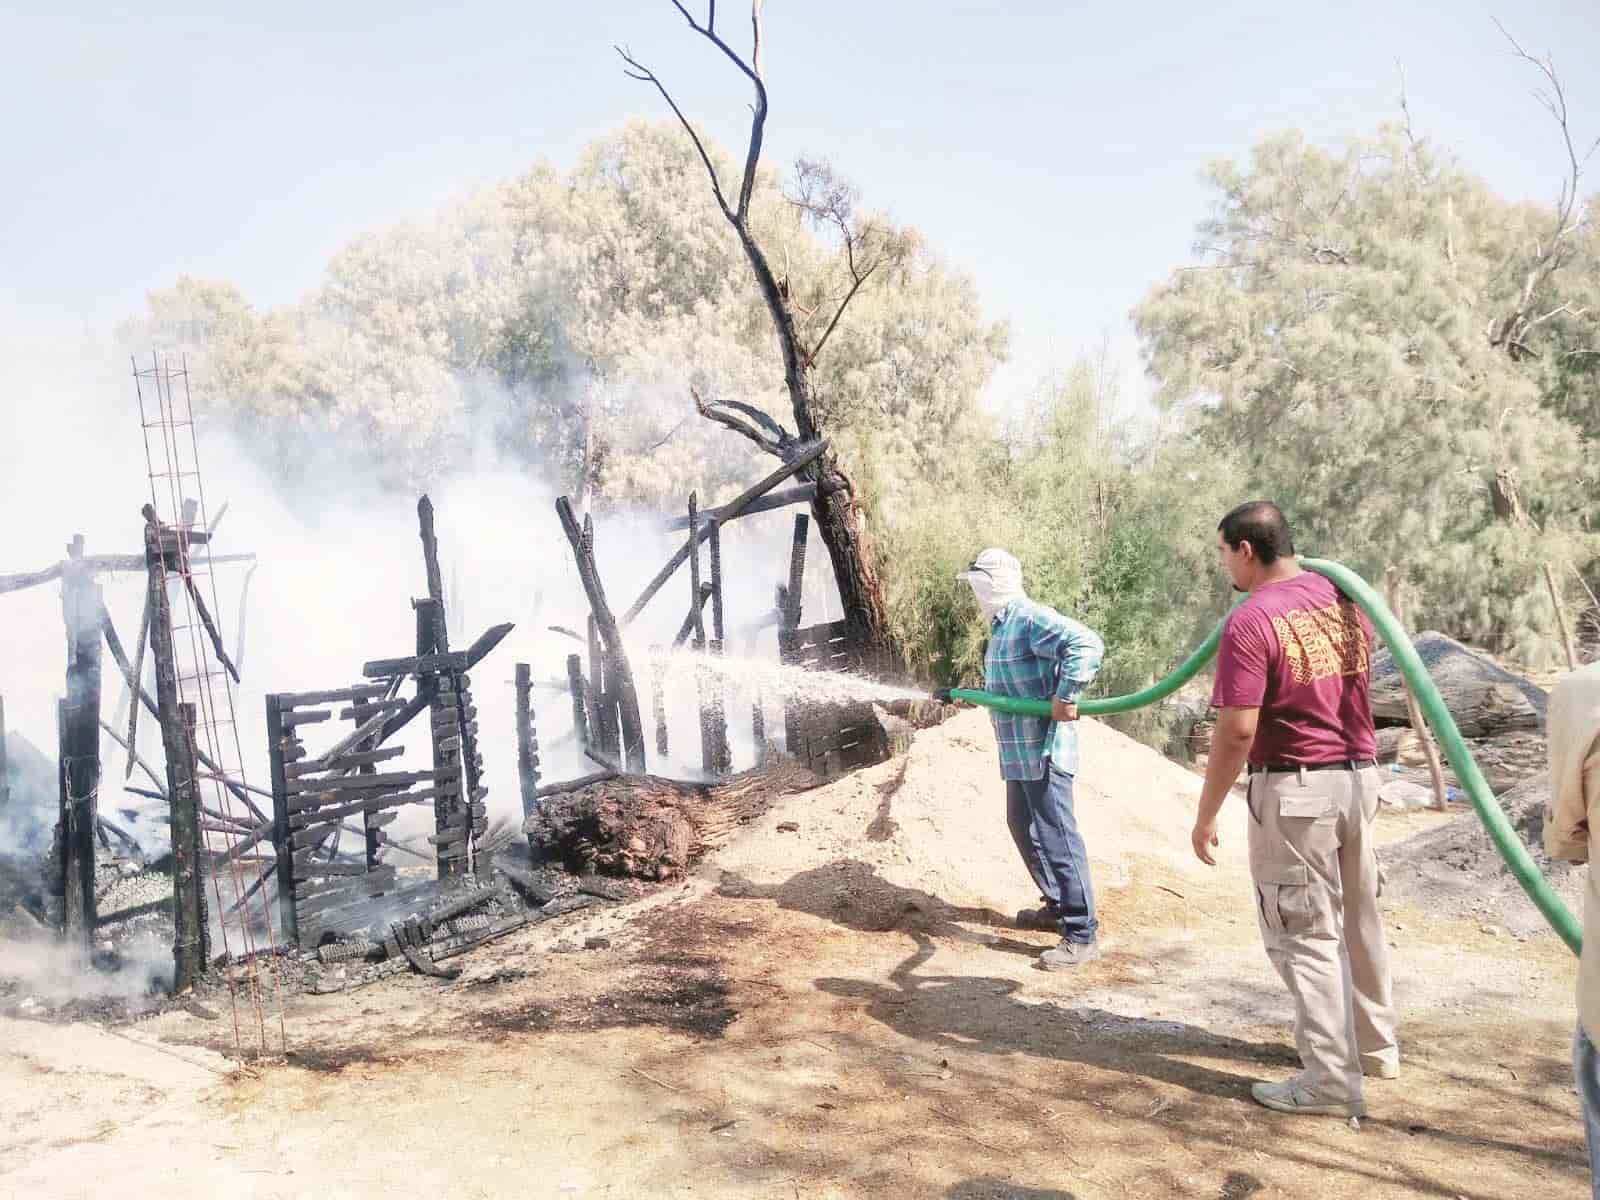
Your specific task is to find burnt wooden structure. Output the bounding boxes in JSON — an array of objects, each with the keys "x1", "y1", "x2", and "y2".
[
  {"x1": 776, "y1": 514, "x2": 890, "y2": 778},
  {"x1": 265, "y1": 684, "x2": 445, "y2": 945},
  {"x1": 553, "y1": 437, "x2": 891, "y2": 790},
  {"x1": 260, "y1": 496, "x2": 511, "y2": 947}
]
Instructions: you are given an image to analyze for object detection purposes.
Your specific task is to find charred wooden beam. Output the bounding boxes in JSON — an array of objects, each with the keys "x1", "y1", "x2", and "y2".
[
  {"x1": 556, "y1": 497, "x2": 646, "y2": 771},
  {"x1": 620, "y1": 440, "x2": 828, "y2": 627},
  {"x1": 101, "y1": 602, "x2": 267, "y2": 824},
  {"x1": 672, "y1": 584, "x2": 715, "y2": 650},
  {"x1": 179, "y1": 569, "x2": 241, "y2": 684},
  {"x1": 515, "y1": 663, "x2": 542, "y2": 862},
  {"x1": 362, "y1": 651, "x2": 468, "y2": 679},
  {"x1": 264, "y1": 695, "x2": 297, "y2": 945},
  {"x1": 535, "y1": 769, "x2": 617, "y2": 799},
  {"x1": 660, "y1": 482, "x2": 817, "y2": 531}
]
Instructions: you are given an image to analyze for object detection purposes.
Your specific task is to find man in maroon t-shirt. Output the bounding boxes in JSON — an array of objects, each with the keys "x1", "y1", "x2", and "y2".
[{"x1": 1193, "y1": 501, "x2": 1398, "y2": 1119}]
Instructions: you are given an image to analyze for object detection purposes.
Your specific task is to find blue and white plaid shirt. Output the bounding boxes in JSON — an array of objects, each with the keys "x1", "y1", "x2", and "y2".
[{"x1": 983, "y1": 598, "x2": 1105, "y2": 781}]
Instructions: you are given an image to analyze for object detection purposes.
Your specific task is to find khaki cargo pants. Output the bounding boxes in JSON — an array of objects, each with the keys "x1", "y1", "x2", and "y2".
[{"x1": 1247, "y1": 764, "x2": 1398, "y2": 1102}]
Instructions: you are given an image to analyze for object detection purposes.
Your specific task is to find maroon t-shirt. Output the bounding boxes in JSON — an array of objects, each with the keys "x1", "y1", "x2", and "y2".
[{"x1": 1210, "y1": 572, "x2": 1377, "y2": 767}]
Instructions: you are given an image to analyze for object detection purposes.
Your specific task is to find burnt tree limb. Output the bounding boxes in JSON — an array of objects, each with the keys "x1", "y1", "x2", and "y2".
[
  {"x1": 556, "y1": 497, "x2": 646, "y2": 772},
  {"x1": 524, "y1": 757, "x2": 822, "y2": 881}
]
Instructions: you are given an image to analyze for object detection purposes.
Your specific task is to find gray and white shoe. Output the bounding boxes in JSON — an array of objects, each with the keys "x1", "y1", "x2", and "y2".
[
  {"x1": 1038, "y1": 938, "x2": 1100, "y2": 970},
  {"x1": 1250, "y1": 1077, "x2": 1365, "y2": 1118},
  {"x1": 1360, "y1": 1052, "x2": 1401, "y2": 1080}
]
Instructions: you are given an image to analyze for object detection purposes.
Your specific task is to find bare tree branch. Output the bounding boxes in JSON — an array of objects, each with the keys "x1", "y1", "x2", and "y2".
[
  {"x1": 647, "y1": 416, "x2": 689, "y2": 451},
  {"x1": 656, "y1": 0, "x2": 770, "y2": 224},
  {"x1": 804, "y1": 262, "x2": 877, "y2": 369},
  {"x1": 692, "y1": 386, "x2": 789, "y2": 457},
  {"x1": 1487, "y1": 18, "x2": 1598, "y2": 358},
  {"x1": 616, "y1": 45, "x2": 735, "y2": 223}
]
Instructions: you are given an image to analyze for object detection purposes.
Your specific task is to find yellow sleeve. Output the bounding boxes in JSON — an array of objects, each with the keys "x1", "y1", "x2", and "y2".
[{"x1": 1546, "y1": 677, "x2": 1600, "y2": 864}]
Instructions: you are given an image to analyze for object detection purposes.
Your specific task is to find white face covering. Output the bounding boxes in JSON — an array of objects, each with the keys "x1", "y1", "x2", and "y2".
[{"x1": 963, "y1": 553, "x2": 1024, "y2": 622}]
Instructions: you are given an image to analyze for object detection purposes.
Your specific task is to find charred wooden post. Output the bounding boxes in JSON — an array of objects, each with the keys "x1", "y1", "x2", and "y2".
[
  {"x1": 515, "y1": 662, "x2": 543, "y2": 862},
  {"x1": 264, "y1": 694, "x2": 298, "y2": 944},
  {"x1": 555, "y1": 496, "x2": 646, "y2": 772},
  {"x1": 650, "y1": 649, "x2": 669, "y2": 757},
  {"x1": 450, "y1": 665, "x2": 487, "y2": 877},
  {"x1": 171, "y1": 702, "x2": 210, "y2": 988},
  {"x1": 145, "y1": 513, "x2": 211, "y2": 983},
  {"x1": 587, "y1": 614, "x2": 619, "y2": 759},
  {"x1": 566, "y1": 653, "x2": 591, "y2": 751},
  {"x1": 58, "y1": 540, "x2": 102, "y2": 941},
  {"x1": 417, "y1": 497, "x2": 450, "y2": 657},
  {"x1": 779, "y1": 514, "x2": 810, "y2": 757},
  {"x1": 705, "y1": 519, "x2": 730, "y2": 775},
  {"x1": 349, "y1": 692, "x2": 385, "y2": 867},
  {"x1": 686, "y1": 493, "x2": 718, "y2": 775}
]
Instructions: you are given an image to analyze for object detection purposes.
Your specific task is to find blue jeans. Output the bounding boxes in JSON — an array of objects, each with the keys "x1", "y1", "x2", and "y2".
[
  {"x1": 1005, "y1": 765, "x2": 1098, "y2": 943},
  {"x1": 1576, "y1": 1025, "x2": 1600, "y2": 1198}
]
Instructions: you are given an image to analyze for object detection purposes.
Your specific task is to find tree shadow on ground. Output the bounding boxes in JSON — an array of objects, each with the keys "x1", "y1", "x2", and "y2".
[
  {"x1": 811, "y1": 930, "x2": 1585, "y2": 1184},
  {"x1": 717, "y1": 859, "x2": 1586, "y2": 1190}
]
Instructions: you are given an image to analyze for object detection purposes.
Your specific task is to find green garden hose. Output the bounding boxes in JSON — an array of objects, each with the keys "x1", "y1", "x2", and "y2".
[{"x1": 939, "y1": 557, "x2": 1582, "y2": 954}]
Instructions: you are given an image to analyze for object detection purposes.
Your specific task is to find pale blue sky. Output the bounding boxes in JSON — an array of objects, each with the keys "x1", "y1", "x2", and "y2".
[{"x1": 3, "y1": 1, "x2": 1596, "y2": 409}]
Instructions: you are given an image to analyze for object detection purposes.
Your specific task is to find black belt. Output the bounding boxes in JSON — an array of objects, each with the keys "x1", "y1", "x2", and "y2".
[{"x1": 1247, "y1": 758, "x2": 1376, "y2": 776}]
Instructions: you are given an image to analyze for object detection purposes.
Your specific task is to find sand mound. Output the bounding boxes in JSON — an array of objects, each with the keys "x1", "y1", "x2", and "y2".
[{"x1": 714, "y1": 710, "x2": 1222, "y2": 929}]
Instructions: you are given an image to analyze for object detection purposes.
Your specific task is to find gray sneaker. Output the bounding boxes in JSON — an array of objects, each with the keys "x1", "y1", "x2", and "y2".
[
  {"x1": 1038, "y1": 938, "x2": 1100, "y2": 970},
  {"x1": 1250, "y1": 1078, "x2": 1365, "y2": 1118}
]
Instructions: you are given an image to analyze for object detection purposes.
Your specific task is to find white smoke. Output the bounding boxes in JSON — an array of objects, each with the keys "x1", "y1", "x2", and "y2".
[{"x1": 0, "y1": 331, "x2": 848, "y2": 877}]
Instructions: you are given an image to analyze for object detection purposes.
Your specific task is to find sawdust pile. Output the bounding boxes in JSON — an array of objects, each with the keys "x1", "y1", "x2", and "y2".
[{"x1": 713, "y1": 710, "x2": 1219, "y2": 933}]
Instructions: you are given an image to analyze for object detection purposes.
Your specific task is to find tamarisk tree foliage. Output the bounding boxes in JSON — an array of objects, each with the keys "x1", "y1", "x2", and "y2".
[
  {"x1": 120, "y1": 121, "x2": 1005, "y2": 529},
  {"x1": 1136, "y1": 108, "x2": 1599, "y2": 662}
]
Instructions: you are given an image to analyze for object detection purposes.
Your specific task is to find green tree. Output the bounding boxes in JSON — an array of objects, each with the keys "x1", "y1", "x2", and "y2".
[{"x1": 1135, "y1": 123, "x2": 1597, "y2": 663}]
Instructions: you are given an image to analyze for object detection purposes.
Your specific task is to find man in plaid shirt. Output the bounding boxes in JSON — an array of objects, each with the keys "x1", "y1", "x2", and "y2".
[{"x1": 960, "y1": 548, "x2": 1106, "y2": 969}]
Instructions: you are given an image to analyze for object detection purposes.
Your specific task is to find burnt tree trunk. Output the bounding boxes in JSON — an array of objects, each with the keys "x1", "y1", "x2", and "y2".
[
  {"x1": 619, "y1": 11, "x2": 898, "y2": 674},
  {"x1": 524, "y1": 756, "x2": 822, "y2": 881},
  {"x1": 735, "y1": 225, "x2": 898, "y2": 673}
]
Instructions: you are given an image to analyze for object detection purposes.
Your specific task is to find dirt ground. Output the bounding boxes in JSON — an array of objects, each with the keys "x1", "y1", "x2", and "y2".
[{"x1": 0, "y1": 711, "x2": 1588, "y2": 1199}]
